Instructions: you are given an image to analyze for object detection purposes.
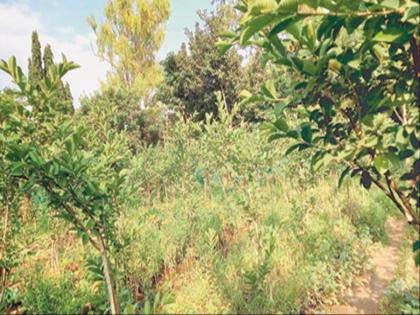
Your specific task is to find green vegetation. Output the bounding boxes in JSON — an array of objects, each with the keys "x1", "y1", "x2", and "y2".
[{"x1": 0, "y1": 0, "x2": 419, "y2": 314}]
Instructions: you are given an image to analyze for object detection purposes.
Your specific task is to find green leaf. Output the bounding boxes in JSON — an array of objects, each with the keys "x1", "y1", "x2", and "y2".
[
  {"x1": 235, "y1": 2, "x2": 248, "y2": 13},
  {"x1": 216, "y1": 40, "x2": 233, "y2": 55},
  {"x1": 410, "y1": 132, "x2": 419, "y2": 149},
  {"x1": 144, "y1": 300, "x2": 151, "y2": 315},
  {"x1": 301, "y1": 124, "x2": 312, "y2": 143},
  {"x1": 380, "y1": 0, "x2": 400, "y2": 9},
  {"x1": 302, "y1": 24, "x2": 316, "y2": 50},
  {"x1": 268, "y1": 33, "x2": 287, "y2": 57},
  {"x1": 338, "y1": 166, "x2": 351, "y2": 189},
  {"x1": 374, "y1": 155, "x2": 388, "y2": 174},
  {"x1": 402, "y1": 2, "x2": 420, "y2": 22},
  {"x1": 0, "y1": 59, "x2": 9, "y2": 74},
  {"x1": 261, "y1": 80, "x2": 278, "y2": 98},
  {"x1": 413, "y1": 240, "x2": 420, "y2": 252},
  {"x1": 240, "y1": 14, "x2": 278, "y2": 46},
  {"x1": 273, "y1": 117, "x2": 289, "y2": 132},
  {"x1": 28, "y1": 151, "x2": 44, "y2": 167},
  {"x1": 11, "y1": 162, "x2": 26, "y2": 176},
  {"x1": 285, "y1": 143, "x2": 301, "y2": 155},
  {"x1": 274, "y1": 99, "x2": 289, "y2": 118},
  {"x1": 65, "y1": 138, "x2": 75, "y2": 154},
  {"x1": 153, "y1": 292, "x2": 161, "y2": 312},
  {"x1": 372, "y1": 28, "x2": 407, "y2": 43},
  {"x1": 302, "y1": 59, "x2": 317, "y2": 75}
]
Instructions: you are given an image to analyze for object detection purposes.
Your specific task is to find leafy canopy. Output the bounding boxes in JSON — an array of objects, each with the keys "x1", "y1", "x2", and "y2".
[
  {"x1": 88, "y1": 0, "x2": 170, "y2": 100},
  {"x1": 220, "y1": 0, "x2": 420, "y2": 244}
]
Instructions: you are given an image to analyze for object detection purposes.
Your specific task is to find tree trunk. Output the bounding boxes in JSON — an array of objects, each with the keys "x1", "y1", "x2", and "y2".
[
  {"x1": 0, "y1": 204, "x2": 9, "y2": 303},
  {"x1": 50, "y1": 236, "x2": 59, "y2": 273},
  {"x1": 21, "y1": 193, "x2": 31, "y2": 224},
  {"x1": 98, "y1": 235, "x2": 120, "y2": 315}
]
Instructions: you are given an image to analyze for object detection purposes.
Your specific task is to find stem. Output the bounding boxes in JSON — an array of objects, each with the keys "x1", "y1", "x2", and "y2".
[
  {"x1": 410, "y1": 35, "x2": 420, "y2": 77},
  {"x1": 44, "y1": 185, "x2": 101, "y2": 251},
  {"x1": 98, "y1": 235, "x2": 120, "y2": 315},
  {"x1": 353, "y1": 162, "x2": 419, "y2": 233},
  {"x1": 409, "y1": 36, "x2": 420, "y2": 108},
  {"x1": 387, "y1": 176, "x2": 420, "y2": 232},
  {"x1": 0, "y1": 203, "x2": 9, "y2": 303}
]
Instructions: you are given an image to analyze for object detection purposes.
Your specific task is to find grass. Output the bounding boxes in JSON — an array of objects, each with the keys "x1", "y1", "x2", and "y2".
[{"x1": 2, "y1": 118, "x2": 400, "y2": 314}]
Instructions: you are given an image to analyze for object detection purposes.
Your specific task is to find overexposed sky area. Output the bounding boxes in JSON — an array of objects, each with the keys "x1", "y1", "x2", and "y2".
[{"x1": 0, "y1": 0, "x2": 214, "y2": 106}]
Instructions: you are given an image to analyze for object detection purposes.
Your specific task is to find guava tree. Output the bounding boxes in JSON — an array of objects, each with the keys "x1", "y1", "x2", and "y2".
[
  {"x1": 0, "y1": 57, "x2": 125, "y2": 313},
  {"x1": 219, "y1": 0, "x2": 419, "y2": 262}
]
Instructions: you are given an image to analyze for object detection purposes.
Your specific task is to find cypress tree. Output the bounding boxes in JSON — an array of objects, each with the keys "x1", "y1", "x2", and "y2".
[
  {"x1": 43, "y1": 44, "x2": 54, "y2": 78},
  {"x1": 64, "y1": 83, "x2": 74, "y2": 114},
  {"x1": 42, "y1": 43, "x2": 74, "y2": 115},
  {"x1": 28, "y1": 31, "x2": 43, "y2": 90}
]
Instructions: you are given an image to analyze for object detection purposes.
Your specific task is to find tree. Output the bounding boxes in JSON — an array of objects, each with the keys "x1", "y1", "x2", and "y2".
[
  {"x1": 78, "y1": 87, "x2": 166, "y2": 150},
  {"x1": 158, "y1": 4, "x2": 268, "y2": 122},
  {"x1": 43, "y1": 44, "x2": 74, "y2": 114},
  {"x1": 222, "y1": 1, "x2": 419, "y2": 261},
  {"x1": 87, "y1": 0, "x2": 170, "y2": 100},
  {"x1": 0, "y1": 56, "x2": 126, "y2": 314},
  {"x1": 28, "y1": 31, "x2": 43, "y2": 90},
  {"x1": 42, "y1": 44, "x2": 54, "y2": 78}
]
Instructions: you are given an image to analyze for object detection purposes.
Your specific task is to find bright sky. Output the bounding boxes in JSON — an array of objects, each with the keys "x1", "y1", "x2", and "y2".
[{"x1": 0, "y1": 0, "x2": 214, "y2": 105}]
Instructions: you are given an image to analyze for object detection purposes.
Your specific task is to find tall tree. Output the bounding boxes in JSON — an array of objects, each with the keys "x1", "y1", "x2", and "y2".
[
  {"x1": 42, "y1": 44, "x2": 54, "y2": 77},
  {"x1": 157, "y1": 4, "x2": 268, "y2": 122},
  {"x1": 28, "y1": 31, "x2": 43, "y2": 90},
  {"x1": 87, "y1": 0, "x2": 170, "y2": 100},
  {"x1": 42, "y1": 44, "x2": 74, "y2": 114}
]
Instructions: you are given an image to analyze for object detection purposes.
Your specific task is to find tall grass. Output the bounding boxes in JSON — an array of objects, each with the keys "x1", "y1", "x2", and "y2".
[{"x1": 5, "y1": 109, "x2": 394, "y2": 314}]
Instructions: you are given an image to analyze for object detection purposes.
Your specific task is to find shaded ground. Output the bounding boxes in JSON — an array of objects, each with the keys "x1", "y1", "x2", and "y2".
[{"x1": 329, "y1": 217, "x2": 409, "y2": 314}]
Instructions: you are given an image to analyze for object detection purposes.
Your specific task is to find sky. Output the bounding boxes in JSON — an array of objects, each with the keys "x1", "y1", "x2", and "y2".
[{"x1": 0, "y1": 0, "x2": 214, "y2": 105}]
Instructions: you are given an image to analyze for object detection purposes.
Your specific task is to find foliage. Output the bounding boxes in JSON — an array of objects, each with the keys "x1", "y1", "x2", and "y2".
[
  {"x1": 0, "y1": 56, "x2": 126, "y2": 313},
  {"x1": 78, "y1": 88, "x2": 166, "y2": 150},
  {"x1": 28, "y1": 31, "x2": 43, "y2": 91},
  {"x1": 21, "y1": 271, "x2": 107, "y2": 314},
  {"x1": 43, "y1": 44, "x2": 74, "y2": 115},
  {"x1": 88, "y1": 0, "x2": 170, "y2": 99},
  {"x1": 221, "y1": 0, "x2": 420, "y2": 236},
  {"x1": 157, "y1": 4, "x2": 268, "y2": 122},
  {"x1": 2, "y1": 1, "x2": 418, "y2": 313},
  {"x1": 28, "y1": 32, "x2": 73, "y2": 115}
]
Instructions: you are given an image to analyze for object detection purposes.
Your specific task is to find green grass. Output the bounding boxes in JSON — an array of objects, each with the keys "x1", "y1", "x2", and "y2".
[{"x1": 4, "y1": 118, "x2": 399, "y2": 314}]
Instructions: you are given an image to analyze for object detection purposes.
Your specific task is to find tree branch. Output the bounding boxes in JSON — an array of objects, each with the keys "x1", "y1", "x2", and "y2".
[{"x1": 45, "y1": 185, "x2": 101, "y2": 251}]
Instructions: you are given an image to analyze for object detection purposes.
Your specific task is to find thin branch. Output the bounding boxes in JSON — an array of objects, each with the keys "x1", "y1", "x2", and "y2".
[
  {"x1": 45, "y1": 185, "x2": 101, "y2": 251},
  {"x1": 387, "y1": 175, "x2": 420, "y2": 231}
]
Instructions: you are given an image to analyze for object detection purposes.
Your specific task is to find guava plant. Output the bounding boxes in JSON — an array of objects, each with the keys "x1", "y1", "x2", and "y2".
[
  {"x1": 219, "y1": 0, "x2": 419, "y2": 263},
  {"x1": 0, "y1": 56, "x2": 125, "y2": 313}
]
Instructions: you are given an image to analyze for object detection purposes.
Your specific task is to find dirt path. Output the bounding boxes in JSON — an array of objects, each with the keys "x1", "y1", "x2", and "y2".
[{"x1": 329, "y1": 217, "x2": 408, "y2": 314}]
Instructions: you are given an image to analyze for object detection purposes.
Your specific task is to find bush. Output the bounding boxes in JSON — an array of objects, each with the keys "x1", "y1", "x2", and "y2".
[{"x1": 22, "y1": 271, "x2": 107, "y2": 314}]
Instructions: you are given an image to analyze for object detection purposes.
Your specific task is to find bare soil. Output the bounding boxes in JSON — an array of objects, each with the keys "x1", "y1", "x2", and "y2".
[{"x1": 329, "y1": 217, "x2": 414, "y2": 314}]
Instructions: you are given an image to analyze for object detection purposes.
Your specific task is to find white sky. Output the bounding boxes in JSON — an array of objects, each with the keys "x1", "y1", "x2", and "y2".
[{"x1": 0, "y1": 1, "x2": 214, "y2": 106}]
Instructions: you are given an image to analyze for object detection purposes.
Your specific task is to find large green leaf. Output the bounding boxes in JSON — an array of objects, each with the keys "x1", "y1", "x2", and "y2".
[
  {"x1": 240, "y1": 14, "x2": 278, "y2": 46},
  {"x1": 273, "y1": 117, "x2": 289, "y2": 132},
  {"x1": 379, "y1": 0, "x2": 401, "y2": 9},
  {"x1": 301, "y1": 124, "x2": 313, "y2": 143},
  {"x1": 372, "y1": 27, "x2": 408, "y2": 43}
]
